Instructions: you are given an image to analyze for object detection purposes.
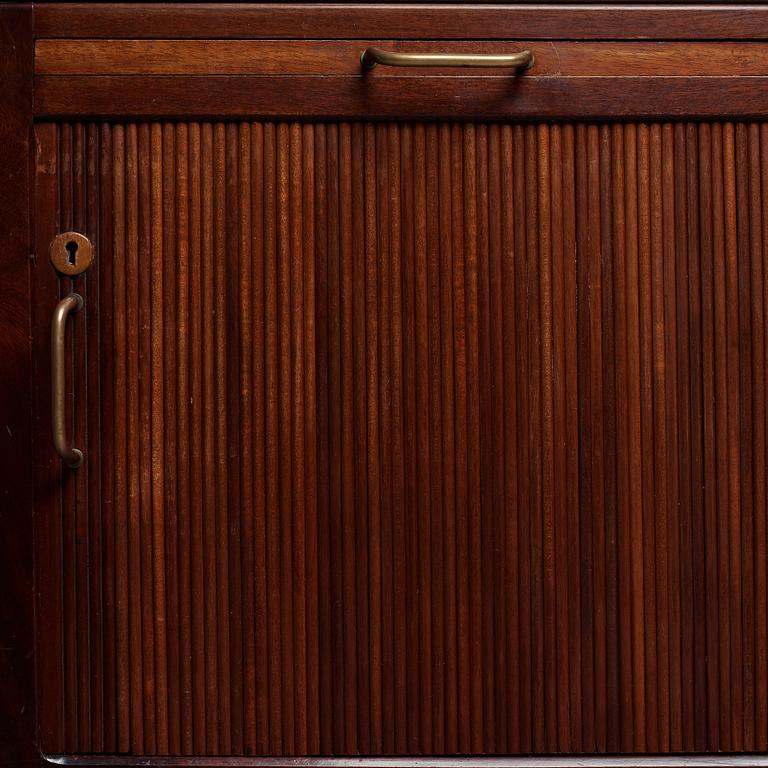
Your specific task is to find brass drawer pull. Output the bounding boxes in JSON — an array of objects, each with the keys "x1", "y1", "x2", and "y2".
[
  {"x1": 360, "y1": 47, "x2": 534, "y2": 70},
  {"x1": 52, "y1": 293, "x2": 84, "y2": 468}
]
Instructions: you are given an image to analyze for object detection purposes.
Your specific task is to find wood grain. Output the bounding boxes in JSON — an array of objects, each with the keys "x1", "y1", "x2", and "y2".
[
  {"x1": 0, "y1": 5, "x2": 35, "y2": 768},
  {"x1": 33, "y1": 4, "x2": 768, "y2": 41},
  {"x1": 35, "y1": 40, "x2": 768, "y2": 77},
  {"x1": 34, "y1": 76, "x2": 768, "y2": 121},
  {"x1": 33, "y1": 119, "x2": 768, "y2": 757}
]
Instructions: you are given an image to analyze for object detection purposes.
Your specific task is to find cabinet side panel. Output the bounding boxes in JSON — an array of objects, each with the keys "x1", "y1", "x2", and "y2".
[{"x1": 0, "y1": 4, "x2": 35, "y2": 766}]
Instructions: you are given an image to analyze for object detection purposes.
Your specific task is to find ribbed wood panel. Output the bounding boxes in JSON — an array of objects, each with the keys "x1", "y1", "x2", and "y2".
[{"x1": 34, "y1": 121, "x2": 768, "y2": 756}]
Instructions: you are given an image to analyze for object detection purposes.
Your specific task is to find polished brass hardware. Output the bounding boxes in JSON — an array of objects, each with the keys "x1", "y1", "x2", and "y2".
[
  {"x1": 52, "y1": 293, "x2": 84, "y2": 468},
  {"x1": 360, "y1": 47, "x2": 534, "y2": 70},
  {"x1": 50, "y1": 231, "x2": 94, "y2": 277}
]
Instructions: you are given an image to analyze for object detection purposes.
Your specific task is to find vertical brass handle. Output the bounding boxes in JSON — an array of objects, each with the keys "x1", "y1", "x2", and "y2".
[{"x1": 52, "y1": 293, "x2": 84, "y2": 468}]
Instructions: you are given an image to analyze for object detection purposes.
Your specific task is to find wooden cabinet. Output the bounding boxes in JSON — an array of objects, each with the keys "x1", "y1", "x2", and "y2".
[{"x1": 3, "y1": 3, "x2": 768, "y2": 766}]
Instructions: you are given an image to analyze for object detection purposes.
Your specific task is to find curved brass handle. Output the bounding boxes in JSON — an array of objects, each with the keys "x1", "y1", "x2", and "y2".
[
  {"x1": 361, "y1": 47, "x2": 534, "y2": 70},
  {"x1": 52, "y1": 293, "x2": 84, "y2": 468}
]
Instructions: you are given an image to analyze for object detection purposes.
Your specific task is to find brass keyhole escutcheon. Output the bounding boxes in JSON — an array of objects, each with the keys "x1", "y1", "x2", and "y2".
[{"x1": 50, "y1": 231, "x2": 94, "y2": 277}]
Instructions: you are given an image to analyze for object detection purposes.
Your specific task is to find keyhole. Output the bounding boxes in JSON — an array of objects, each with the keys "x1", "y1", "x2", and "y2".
[{"x1": 65, "y1": 240, "x2": 78, "y2": 267}]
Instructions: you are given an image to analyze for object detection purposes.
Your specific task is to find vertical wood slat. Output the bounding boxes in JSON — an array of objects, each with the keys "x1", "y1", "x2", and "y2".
[
  {"x1": 71, "y1": 122, "x2": 92, "y2": 755},
  {"x1": 188, "y1": 122, "x2": 206, "y2": 757},
  {"x1": 35, "y1": 120, "x2": 768, "y2": 757},
  {"x1": 58, "y1": 122, "x2": 78, "y2": 753},
  {"x1": 85, "y1": 121, "x2": 105, "y2": 755},
  {"x1": 33, "y1": 121, "x2": 66, "y2": 755}
]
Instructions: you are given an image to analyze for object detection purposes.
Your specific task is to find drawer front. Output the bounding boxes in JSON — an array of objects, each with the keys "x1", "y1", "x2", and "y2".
[
  {"x1": 36, "y1": 39, "x2": 768, "y2": 78},
  {"x1": 32, "y1": 5, "x2": 768, "y2": 121}
]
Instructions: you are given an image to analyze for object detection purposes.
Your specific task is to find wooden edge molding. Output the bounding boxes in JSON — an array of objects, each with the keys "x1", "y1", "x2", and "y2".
[
  {"x1": 33, "y1": 40, "x2": 768, "y2": 78},
  {"x1": 33, "y1": 3, "x2": 768, "y2": 41},
  {"x1": 0, "y1": 4, "x2": 37, "y2": 768},
  {"x1": 33, "y1": 75, "x2": 768, "y2": 121},
  {"x1": 41, "y1": 757, "x2": 768, "y2": 768}
]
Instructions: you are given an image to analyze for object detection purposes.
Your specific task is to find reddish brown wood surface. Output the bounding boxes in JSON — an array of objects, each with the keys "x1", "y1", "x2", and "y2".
[
  {"x1": 35, "y1": 40, "x2": 768, "y2": 77},
  {"x1": 33, "y1": 118, "x2": 768, "y2": 757},
  {"x1": 33, "y1": 76, "x2": 768, "y2": 121},
  {"x1": 32, "y1": 4, "x2": 768, "y2": 41},
  {"x1": 0, "y1": 5, "x2": 35, "y2": 767}
]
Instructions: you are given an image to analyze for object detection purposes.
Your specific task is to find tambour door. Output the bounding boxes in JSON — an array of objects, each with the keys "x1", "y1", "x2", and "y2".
[
  {"x1": 29, "y1": 6, "x2": 768, "y2": 765},
  {"x1": 33, "y1": 118, "x2": 768, "y2": 760}
]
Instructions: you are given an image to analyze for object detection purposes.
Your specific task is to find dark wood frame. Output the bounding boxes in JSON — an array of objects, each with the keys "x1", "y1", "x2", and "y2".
[
  {"x1": 31, "y1": 3, "x2": 768, "y2": 40},
  {"x1": 33, "y1": 75, "x2": 768, "y2": 122},
  {"x1": 6, "y1": 2, "x2": 768, "y2": 767},
  {"x1": 0, "y1": 4, "x2": 37, "y2": 768}
]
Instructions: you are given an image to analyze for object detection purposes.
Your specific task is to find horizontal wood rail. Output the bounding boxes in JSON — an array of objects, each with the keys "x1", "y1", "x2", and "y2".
[
  {"x1": 43, "y1": 756, "x2": 768, "y2": 767},
  {"x1": 33, "y1": 4, "x2": 768, "y2": 41},
  {"x1": 34, "y1": 75, "x2": 768, "y2": 121},
  {"x1": 35, "y1": 40, "x2": 768, "y2": 78}
]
